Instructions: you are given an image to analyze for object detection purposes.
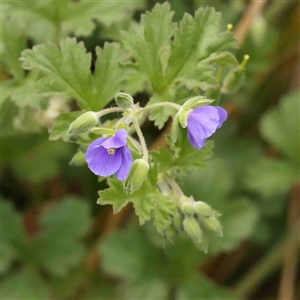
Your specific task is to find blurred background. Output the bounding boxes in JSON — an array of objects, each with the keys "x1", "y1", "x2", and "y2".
[{"x1": 1, "y1": 0, "x2": 299, "y2": 299}]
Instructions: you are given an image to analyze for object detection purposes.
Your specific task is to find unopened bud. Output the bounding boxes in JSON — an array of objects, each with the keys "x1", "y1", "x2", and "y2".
[
  {"x1": 68, "y1": 111, "x2": 98, "y2": 134},
  {"x1": 180, "y1": 200, "x2": 194, "y2": 216},
  {"x1": 193, "y1": 201, "x2": 213, "y2": 218},
  {"x1": 202, "y1": 217, "x2": 223, "y2": 237},
  {"x1": 114, "y1": 92, "x2": 134, "y2": 109},
  {"x1": 227, "y1": 23, "x2": 233, "y2": 32},
  {"x1": 183, "y1": 217, "x2": 202, "y2": 242},
  {"x1": 124, "y1": 159, "x2": 149, "y2": 194},
  {"x1": 172, "y1": 211, "x2": 183, "y2": 232}
]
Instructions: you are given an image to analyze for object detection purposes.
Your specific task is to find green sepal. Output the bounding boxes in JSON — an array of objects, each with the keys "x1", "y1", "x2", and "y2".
[
  {"x1": 127, "y1": 136, "x2": 141, "y2": 154},
  {"x1": 182, "y1": 96, "x2": 214, "y2": 109},
  {"x1": 170, "y1": 114, "x2": 180, "y2": 144},
  {"x1": 91, "y1": 127, "x2": 115, "y2": 135}
]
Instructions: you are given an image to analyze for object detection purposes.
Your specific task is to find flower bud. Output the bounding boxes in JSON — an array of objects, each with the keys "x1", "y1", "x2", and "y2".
[
  {"x1": 180, "y1": 200, "x2": 194, "y2": 216},
  {"x1": 193, "y1": 201, "x2": 213, "y2": 218},
  {"x1": 68, "y1": 111, "x2": 99, "y2": 134},
  {"x1": 172, "y1": 211, "x2": 183, "y2": 232},
  {"x1": 183, "y1": 217, "x2": 202, "y2": 242},
  {"x1": 202, "y1": 217, "x2": 223, "y2": 237},
  {"x1": 124, "y1": 159, "x2": 149, "y2": 194},
  {"x1": 114, "y1": 92, "x2": 134, "y2": 109}
]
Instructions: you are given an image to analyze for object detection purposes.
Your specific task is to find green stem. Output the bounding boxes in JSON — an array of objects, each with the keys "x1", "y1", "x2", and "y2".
[
  {"x1": 54, "y1": 21, "x2": 62, "y2": 45},
  {"x1": 138, "y1": 102, "x2": 182, "y2": 114},
  {"x1": 217, "y1": 67, "x2": 223, "y2": 83},
  {"x1": 233, "y1": 223, "x2": 300, "y2": 298},
  {"x1": 133, "y1": 116, "x2": 148, "y2": 161},
  {"x1": 97, "y1": 107, "x2": 123, "y2": 117},
  {"x1": 164, "y1": 174, "x2": 184, "y2": 198}
]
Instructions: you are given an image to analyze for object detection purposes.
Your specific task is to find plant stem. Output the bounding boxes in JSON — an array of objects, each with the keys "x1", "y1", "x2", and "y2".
[
  {"x1": 54, "y1": 21, "x2": 62, "y2": 45},
  {"x1": 138, "y1": 102, "x2": 182, "y2": 114},
  {"x1": 133, "y1": 116, "x2": 148, "y2": 161},
  {"x1": 97, "y1": 107, "x2": 123, "y2": 117},
  {"x1": 233, "y1": 222, "x2": 300, "y2": 298},
  {"x1": 217, "y1": 67, "x2": 223, "y2": 83},
  {"x1": 164, "y1": 174, "x2": 184, "y2": 198}
]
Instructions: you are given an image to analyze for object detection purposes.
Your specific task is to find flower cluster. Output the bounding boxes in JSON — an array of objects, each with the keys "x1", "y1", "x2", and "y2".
[{"x1": 69, "y1": 94, "x2": 227, "y2": 192}]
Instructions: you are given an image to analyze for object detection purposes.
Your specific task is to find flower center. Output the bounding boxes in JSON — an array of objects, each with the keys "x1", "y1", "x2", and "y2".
[{"x1": 107, "y1": 148, "x2": 116, "y2": 155}]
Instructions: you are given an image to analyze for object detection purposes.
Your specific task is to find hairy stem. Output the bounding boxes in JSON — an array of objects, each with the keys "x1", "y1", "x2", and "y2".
[
  {"x1": 164, "y1": 174, "x2": 184, "y2": 198},
  {"x1": 133, "y1": 116, "x2": 148, "y2": 161},
  {"x1": 138, "y1": 102, "x2": 182, "y2": 114},
  {"x1": 97, "y1": 107, "x2": 123, "y2": 117}
]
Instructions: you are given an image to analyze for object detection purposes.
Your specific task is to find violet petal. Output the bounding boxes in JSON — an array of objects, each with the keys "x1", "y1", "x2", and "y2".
[
  {"x1": 187, "y1": 118, "x2": 206, "y2": 149},
  {"x1": 215, "y1": 106, "x2": 228, "y2": 128},
  {"x1": 189, "y1": 106, "x2": 220, "y2": 137},
  {"x1": 115, "y1": 146, "x2": 133, "y2": 181},
  {"x1": 86, "y1": 146, "x2": 122, "y2": 176},
  {"x1": 84, "y1": 137, "x2": 107, "y2": 163},
  {"x1": 101, "y1": 129, "x2": 127, "y2": 149}
]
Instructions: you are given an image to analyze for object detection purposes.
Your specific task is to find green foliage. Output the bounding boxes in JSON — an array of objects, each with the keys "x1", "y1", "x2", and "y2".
[
  {"x1": 121, "y1": 3, "x2": 237, "y2": 127},
  {"x1": 1, "y1": 197, "x2": 92, "y2": 299},
  {"x1": 1, "y1": 268, "x2": 50, "y2": 300},
  {"x1": 246, "y1": 159, "x2": 299, "y2": 198},
  {"x1": 122, "y1": 3, "x2": 176, "y2": 92},
  {"x1": 178, "y1": 272, "x2": 237, "y2": 299},
  {"x1": 208, "y1": 198, "x2": 258, "y2": 254},
  {"x1": 260, "y1": 91, "x2": 300, "y2": 163},
  {"x1": 3, "y1": 0, "x2": 144, "y2": 42},
  {"x1": 2, "y1": 198, "x2": 90, "y2": 276},
  {"x1": 0, "y1": 20, "x2": 26, "y2": 81},
  {"x1": 98, "y1": 177, "x2": 177, "y2": 233},
  {"x1": 49, "y1": 111, "x2": 83, "y2": 141},
  {"x1": 100, "y1": 225, "x2": 238, "y2": 299},
  {"x1": 181, "y1": 159, "x2": 259, "y2": 253},
  {"x1": 152, "y1": 132, "x2": 214, "y2": 173},
  {"x1": 34, "y1": 198, "x2": 90, "y2": 276},
  {"x1": 21, "y1": 39, "x2": 124, "y2": 110},
  {"x1": 11, "y1": 137, "x2": 71, "y2": 183},
  {"x1": 1, "y1": 200, "x2": 28, "y2": 275}
]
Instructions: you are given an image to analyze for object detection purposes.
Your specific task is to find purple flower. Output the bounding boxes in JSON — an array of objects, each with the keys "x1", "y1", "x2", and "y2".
[
  {"x1": 187, "y1": 106, "x2": 227, "y2": 149},
  {"x1": 84, "y1": 129, "x2": 133, "y2": 180}
]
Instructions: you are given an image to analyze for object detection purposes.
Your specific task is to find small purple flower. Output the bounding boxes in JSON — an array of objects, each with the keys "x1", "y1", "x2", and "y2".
[
  {"x1": 84, "y1": 129, "x2": 133, "y2": 180},
  {"x1": 187, "y1": 106, "x2": 227, "y2": 149}
]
